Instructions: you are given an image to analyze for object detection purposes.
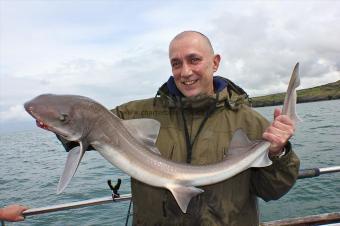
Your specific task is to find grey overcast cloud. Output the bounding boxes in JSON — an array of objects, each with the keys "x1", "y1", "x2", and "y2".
[{"x1": 0, "y1": 0, "x2": 339, "y2": 131}]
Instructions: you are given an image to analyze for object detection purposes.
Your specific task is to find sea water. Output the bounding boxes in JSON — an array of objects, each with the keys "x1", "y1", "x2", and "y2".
[{"x1": 1, "y1": 99, "x2": 339, "y2": 225}]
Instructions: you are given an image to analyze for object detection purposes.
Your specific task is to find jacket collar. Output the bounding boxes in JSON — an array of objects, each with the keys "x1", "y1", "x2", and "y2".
[
  {"x1": 156, "y1": 76, "x2": 249, "y2": 110},
  {"x1": 166, "y1": 76, "x2": 228, "y2": 97}
]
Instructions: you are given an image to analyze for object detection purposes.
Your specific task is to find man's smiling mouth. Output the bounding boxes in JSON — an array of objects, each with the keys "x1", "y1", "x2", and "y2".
[{"x1": 182, "y1": 79, "x2": 198, "y2": 85}]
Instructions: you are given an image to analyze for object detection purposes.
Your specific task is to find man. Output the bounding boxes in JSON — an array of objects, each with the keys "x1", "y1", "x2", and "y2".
[
  {"x1": 111, "y1": 31, "x2": 300, "y2": 225},
  {"x1": 57, "y1": 30, "x2": 299, "y2": 225},
  {"x1": 0, "y1": 204, "x2": 28, "y2": 222}
]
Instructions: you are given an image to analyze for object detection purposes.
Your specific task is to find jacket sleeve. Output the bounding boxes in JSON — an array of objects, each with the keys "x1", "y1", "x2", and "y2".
[
  {"x1": 243, "y1": 105, "x2": 300, "y2": 201},
  {"x1": 250, "y1": 141, "x2": 300, "y2": 201}
]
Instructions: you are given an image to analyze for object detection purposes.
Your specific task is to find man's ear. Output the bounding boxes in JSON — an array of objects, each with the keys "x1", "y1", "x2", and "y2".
[{"x1": 213, "y1": 54, "x2": 221, "y2": 72}]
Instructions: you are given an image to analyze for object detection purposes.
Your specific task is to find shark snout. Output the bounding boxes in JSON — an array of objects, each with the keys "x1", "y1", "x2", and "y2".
[
  {"x1": 24, "y1": 101, "x2": 35, "y2": 115},
  {"x1": 24, "y1": 94, "x2": 54, "y2": 112}
]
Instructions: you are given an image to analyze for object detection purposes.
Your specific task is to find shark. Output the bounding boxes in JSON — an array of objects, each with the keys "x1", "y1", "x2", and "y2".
[{"x1": 24, "y1": 63, "x2": 300, "y2": 213}]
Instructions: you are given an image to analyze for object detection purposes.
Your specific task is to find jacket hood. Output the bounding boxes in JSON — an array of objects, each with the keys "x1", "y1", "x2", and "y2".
[{"x1": 155, "y1": 76, "x2": 249, "y2": 110}]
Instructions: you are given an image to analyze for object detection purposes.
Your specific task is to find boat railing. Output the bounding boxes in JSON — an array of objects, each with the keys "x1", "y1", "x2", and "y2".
[
  {"x1": 1, "y1": 166, "x2": 340, "y2": 225},
  {"x1": 297, "y1": 166, "x2": 340, "y2": 179}
]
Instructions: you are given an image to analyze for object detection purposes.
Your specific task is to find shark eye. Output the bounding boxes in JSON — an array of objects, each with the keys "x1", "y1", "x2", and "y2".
[{"x1": 59, "y1": 114, "x2": 68, "y2": 122}]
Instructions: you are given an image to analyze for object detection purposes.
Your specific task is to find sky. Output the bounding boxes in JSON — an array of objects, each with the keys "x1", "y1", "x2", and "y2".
[{"x1": 0, "y1": 0, "x2": 339, "y2": 132}]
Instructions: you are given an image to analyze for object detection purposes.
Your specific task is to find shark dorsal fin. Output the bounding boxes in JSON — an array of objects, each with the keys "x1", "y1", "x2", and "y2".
[
  {"x1": 228, "y1": 129, "x2": 255, "y2": 150},
  {"x1": 227, "y1": 129, "x2": 272, "y2": 167},
  {"x1": 225, "y1": 129, "x2": 257, "y2": 159},
  {"x1": 166, "y1": 185, "x2": 204, "y2": 213},
  {"x1": 122, "y1": 118, "x2": 161, "y2": 155}
]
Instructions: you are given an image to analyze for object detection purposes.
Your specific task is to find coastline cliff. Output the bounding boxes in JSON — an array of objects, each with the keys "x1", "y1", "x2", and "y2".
[{"x1": 251, "y1": 80, "x2": 340, "y2": 108}]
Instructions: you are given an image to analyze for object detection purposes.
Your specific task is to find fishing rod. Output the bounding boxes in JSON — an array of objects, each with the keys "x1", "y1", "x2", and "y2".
[{"x1": 18, "y1": 166, "x2": 340, "y2": 218}]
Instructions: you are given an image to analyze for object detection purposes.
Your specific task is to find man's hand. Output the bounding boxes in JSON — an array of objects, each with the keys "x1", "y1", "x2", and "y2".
[
  {"x1": 0, "y1": 204, "x2": 28, "y2": 222},
  {"x1": 263, "y1": 108, "x2": 295, "y2": 157}
]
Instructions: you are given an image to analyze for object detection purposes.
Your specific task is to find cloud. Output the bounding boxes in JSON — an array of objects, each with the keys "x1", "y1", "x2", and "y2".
[
  {"x1": 0, "y1": 104, "x2": 28, "y2": 121},
  {"x1": 0, "y1": 0, "x2": 339, "y2": 128},
  {"x1": 209, "y1": 1, "x2": 340, "y2": 95},
  {"x1": 0, "y1": 47, "x2": 170, "y2": 123}
]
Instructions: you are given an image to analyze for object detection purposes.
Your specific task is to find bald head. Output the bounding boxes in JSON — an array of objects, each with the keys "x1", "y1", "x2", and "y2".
[
  {"x1": 168, "y1": 31, "x2": 221, "y2": 97},
  {"x1": 169, "y1": 31, "x2": 215, "y2": 56}
]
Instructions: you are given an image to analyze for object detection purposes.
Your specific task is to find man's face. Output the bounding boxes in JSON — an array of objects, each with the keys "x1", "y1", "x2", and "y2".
[{"x1": 169, "y1": 34, "x2": 220, "y2": 97}]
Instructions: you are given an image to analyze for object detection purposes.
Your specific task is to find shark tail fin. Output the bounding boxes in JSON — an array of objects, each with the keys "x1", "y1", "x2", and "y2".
[
  {"x1": 282, "y1": 62, "x2": 301, "y2": 124},
  {"x1": 166, "y1": 185, "x2": 204, "y2": 213}
]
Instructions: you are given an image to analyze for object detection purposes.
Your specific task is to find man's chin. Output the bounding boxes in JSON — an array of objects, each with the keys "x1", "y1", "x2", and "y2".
[{"x1": 180, "y1": 89, "x2": 200, "y2": 97}]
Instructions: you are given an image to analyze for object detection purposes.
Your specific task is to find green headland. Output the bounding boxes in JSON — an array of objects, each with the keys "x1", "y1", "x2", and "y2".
[{"x1": 251, "y1": 80, "x2": 340, "y2": 107}]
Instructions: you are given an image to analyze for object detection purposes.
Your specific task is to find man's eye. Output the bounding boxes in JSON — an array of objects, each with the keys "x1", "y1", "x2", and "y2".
[
  {"x1": 172, "y1": 61, "x2": 181, "y2": 68},
  {"x1": 191, "y1": 58, "x2": 200, "y2": 63}
]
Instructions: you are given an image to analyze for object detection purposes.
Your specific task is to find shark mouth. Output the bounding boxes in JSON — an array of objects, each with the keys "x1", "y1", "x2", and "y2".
[
  {"x1": 25, "y1": 106, "x2": 48, "y2": 130},
  {"x1": 34, "y1": 119, "x2": 69, "y2": 139},
  {"x1": 36, "y1": 119, "x2": 49, "y2": 129}
]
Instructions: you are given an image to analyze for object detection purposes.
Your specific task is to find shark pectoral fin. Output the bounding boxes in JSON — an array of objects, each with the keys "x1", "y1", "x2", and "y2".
[
  {"x1": 122, "y1": 118, "x2": 161, "y2": 155},
  {"x1": 167, "y1": 185, "x2": 204, "y2": 213},
  {"x1": 250, "y1": 143, "x2": 272, "y2": 168},
  {"x1": 57, "y1": 145, "x2": 85, "y2": 194}
]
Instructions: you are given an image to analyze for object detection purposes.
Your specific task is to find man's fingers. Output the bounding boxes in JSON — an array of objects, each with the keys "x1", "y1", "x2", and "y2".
[
  {"x1": 263, "y1": 132, "x2": 287, "y2": 154},
  {"x1": 274, "y1": 108, "x2": 282, "y2": 119},
  {"x1": 264, "y1": 109, "x2": 296, "y2": 155},
  {"x1": 275, "y1": 115, "x2": 295, "y2": 126},
  {"x1": 14, "y1": 216, "x2": 25, "y2": 221},
  {"x1": 263, "y1": 131, "x2": 288, "y2": 146},
  {"x1": 271, "y1": 121, "x2": 295, "y2": 136}
]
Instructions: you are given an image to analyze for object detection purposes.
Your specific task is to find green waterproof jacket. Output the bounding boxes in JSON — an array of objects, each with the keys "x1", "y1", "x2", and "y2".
[{"x1": 113, "y1": 77, "x2": 300, "y2": 226}]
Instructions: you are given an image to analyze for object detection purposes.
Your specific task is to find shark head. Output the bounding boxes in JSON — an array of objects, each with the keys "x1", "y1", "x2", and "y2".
[
  {"x1": 24, "y1": 94, "x2": 88, "y2": 141},
  {"x1": 24, "y1": 94, "x2": 100, "y2": 194}
]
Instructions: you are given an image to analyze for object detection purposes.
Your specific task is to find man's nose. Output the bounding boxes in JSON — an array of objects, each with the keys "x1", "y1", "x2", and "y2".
[{"x1": 180, "y1": 62, "x2": 192, "y2": 78}]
